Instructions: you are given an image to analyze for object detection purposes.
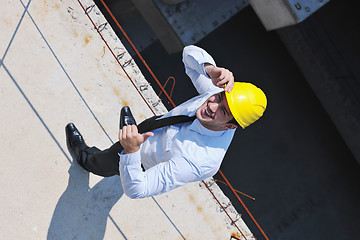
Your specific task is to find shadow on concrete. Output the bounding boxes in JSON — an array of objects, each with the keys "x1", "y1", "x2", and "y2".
[{"x1": 47, "y1": 162, "x2": 125, "y2": 240}]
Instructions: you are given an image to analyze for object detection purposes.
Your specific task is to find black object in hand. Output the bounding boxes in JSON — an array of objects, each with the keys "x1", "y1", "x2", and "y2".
[{"x1": 119, "y1": 106, "x2": 137, "y2": 129}]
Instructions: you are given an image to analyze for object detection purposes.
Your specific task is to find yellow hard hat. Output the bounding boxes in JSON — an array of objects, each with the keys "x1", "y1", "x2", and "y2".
[{"x1": 225, "y1": 82, "x2": 267, "y2": 129}]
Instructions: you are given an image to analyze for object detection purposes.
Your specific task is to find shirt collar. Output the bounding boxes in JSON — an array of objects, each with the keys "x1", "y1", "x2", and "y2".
[{"x1": 190, "y1": 118, "x2": 226, "y2": 136}]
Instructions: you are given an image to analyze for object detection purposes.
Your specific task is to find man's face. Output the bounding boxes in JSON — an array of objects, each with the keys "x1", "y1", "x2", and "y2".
[{"x1": 196, "y1": 91, "x2": 237, "y2": 131}]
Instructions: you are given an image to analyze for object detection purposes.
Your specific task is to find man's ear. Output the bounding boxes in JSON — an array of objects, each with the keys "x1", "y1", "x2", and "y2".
[{"x1": 224, "y1": 123, "x2": 238, "y2": 130}]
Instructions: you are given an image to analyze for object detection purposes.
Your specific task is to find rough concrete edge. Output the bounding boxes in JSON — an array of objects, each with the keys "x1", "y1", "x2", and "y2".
[
  {"x1": 78, "y1": 0, "x2": 168, "y2": 116},
  {"x1": 78, "y1": 0, "x2": 253, "y2": 237},
  {"x1": 201, "y1": 178, "x2": 256, "y2": 239}
]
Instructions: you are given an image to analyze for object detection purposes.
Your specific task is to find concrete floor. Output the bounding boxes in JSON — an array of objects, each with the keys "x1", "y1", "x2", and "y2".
[
  {"x1": 131, "y1": 3, "x2": 360, "y2": 240},
  {"x1": 0, "y1": 1, "x2": 254, "y2": 239},
  {"x1": 2, "y1": 0, "x2": 359, "y2": 239}
]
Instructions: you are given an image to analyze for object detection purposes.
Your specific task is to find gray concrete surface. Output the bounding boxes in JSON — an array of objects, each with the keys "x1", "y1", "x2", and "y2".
[
  {"x1": 249, "y1": 0, "x2": 330, "y2": 30},
  {"x1": 0, "y1": 0, "x2": 255, "y2": 239},
  {"x1": 131, "y1": 0, "x2": 248, "y2": 53},
  {"x1": 277, "y1": 2, "x2": 360, "y2": 166}
]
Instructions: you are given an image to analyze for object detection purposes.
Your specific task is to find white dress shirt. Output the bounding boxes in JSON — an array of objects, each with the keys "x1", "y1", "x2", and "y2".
[{"x1": 119, "y1": 45, "x2": 236, "y2": 199}]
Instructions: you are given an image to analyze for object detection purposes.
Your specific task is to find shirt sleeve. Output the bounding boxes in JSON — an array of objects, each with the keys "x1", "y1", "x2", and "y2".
[
  {"x1": 182, "y1": 45, "x2": 220, "y2": 95},
  {"x1": 119, "y1": 151, "x2": 203, "y2": 199}
]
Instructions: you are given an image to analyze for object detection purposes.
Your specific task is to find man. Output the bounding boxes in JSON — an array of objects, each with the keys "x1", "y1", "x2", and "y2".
[{"x1": 66, "y1": 45, "x2": 267, "y2": 199}]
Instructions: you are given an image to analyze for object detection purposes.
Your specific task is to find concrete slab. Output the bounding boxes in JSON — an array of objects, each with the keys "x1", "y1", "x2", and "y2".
[
  {"x1": 131, "y1": 0, "x2": 249, "y2": 53},
  {"x1": 249, "y1": 0, "x2": 330, "y2": 30},
  {"x1": 0, "y1": 0, "x2": 254, "y2": 239}
]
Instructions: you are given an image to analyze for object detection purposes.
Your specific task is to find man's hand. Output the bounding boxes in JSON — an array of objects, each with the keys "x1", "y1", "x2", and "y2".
[
  {"x1": 204, "y1": 63, "x2": 235, "y2": 93},
  {"x1": 119, "y1": 125, "x2": 154, "y2": 154}
]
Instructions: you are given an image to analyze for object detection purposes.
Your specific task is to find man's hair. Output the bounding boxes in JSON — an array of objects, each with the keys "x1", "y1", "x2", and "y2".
[{"x1": 228, "y1": 118, "x2": 240, "y2": 127}]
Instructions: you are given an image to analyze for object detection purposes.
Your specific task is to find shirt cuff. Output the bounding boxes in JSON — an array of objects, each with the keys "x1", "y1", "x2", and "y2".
[{"x1": 119, "y1": 149, "x2": 141, "y2": 166}]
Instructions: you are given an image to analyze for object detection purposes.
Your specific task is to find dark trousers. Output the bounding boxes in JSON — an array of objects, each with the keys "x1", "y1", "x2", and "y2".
[
  {"x1": 78, "y1": 114, "x2": 183, "y2": 176},
  {"x1": 79, "y1": 142, "x2": 123, "y2": 177}
]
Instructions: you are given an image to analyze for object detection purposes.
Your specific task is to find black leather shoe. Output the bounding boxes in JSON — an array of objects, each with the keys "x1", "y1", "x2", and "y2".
[
  {"x1": 119, "y1": 106, "x2": 137, "y2": 129},
  {"x1": 65, "y1": 123, "x2": 89, "y2": 159}
]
